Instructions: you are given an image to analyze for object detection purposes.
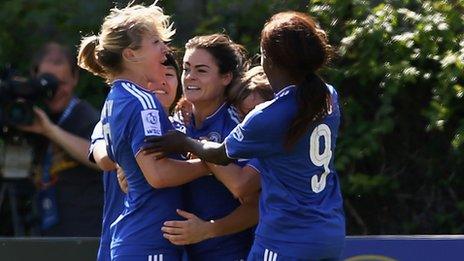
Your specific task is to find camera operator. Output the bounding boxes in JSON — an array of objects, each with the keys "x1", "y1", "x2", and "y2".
[{"x1": 17, "y1": 42, "x2": 103, "y2": 237}]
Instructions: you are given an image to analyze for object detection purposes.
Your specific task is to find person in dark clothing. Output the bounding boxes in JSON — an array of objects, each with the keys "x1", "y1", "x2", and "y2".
[{"x1": 18, "y1": 42, "x2": 103, "y2": 236}]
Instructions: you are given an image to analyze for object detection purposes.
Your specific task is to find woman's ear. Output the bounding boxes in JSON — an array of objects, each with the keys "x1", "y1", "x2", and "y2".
[
  {"x1": 122, "y1": 48, "x2": 136, "y2": 62},
  {"x1": 221, "y1": 72, "x2": 233, "y2": 87}
]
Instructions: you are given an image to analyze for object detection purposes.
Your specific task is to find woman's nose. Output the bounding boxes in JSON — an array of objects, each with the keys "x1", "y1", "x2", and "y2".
[{"x1": 183, "y1": 71, "x2": 195, "y2": 81}]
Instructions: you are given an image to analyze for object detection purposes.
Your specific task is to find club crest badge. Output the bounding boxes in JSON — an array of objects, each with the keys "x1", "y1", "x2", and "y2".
[{"x1": 207, "y1": 132, "x2": 222, "y2": 142}]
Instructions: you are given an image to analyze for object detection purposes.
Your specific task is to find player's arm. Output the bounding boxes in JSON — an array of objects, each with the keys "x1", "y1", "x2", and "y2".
[
  {"x1": 136, "y1": 152, "x2": 209, "y2": 189},
  {"x1": 88, "y1": 120, "x2": 115, "y2": 171},
  {"x1": 206, "y1": 192, "x2": 259, "y2": 238},
  {"x1": 143, "y1": 130, "x2": 233, "y2": 165},
  {"x1": 206, "y1": 163, "x2": 261, "y2": 198},
  {"x1": 162, "y1": 192, "x2": 259, "y2": 245},
  {"x1": 92, "y1": 139, "x2": 116, "y2": 171}
]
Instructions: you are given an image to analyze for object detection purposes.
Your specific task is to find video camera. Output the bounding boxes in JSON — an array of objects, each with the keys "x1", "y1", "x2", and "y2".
[
  {"x1": 0, "y1": 66, "x2": 59, "y2": 128},
  {"x1": 0, "y1": 66, "x2": 59, "y2": 179}
]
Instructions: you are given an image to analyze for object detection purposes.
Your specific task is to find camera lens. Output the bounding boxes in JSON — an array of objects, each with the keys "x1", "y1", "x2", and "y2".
[
  {"x1": 6, "y1": 100, "x2": 34, "y2": 126},
  {"x1": 32, "y1": 73, "x2": 59, "y2": 100}
]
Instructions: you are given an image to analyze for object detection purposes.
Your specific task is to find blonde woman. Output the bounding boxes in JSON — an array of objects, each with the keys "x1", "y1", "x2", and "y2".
[{"x1": 78, "y1": 3, "x2": 209, "y2": 260}]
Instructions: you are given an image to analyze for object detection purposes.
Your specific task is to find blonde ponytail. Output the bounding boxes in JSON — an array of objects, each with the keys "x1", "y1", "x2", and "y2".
[{"x1": 78, "y1": 35, "x2": 108, "y2": 79}]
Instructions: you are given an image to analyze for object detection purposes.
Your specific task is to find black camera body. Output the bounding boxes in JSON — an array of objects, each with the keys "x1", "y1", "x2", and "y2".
[
  {"x1": 0, "y1": 68, "x2": 59, "y2": 179},
  {"x1": 0, "y1": 68, "x2": 59, "y2": 128}
]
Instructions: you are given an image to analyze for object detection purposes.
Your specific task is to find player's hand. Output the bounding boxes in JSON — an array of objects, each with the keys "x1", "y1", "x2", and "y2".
[
  {"x1": 173, "y1": 97, "x2": 193, "y2": 126},
  {"x1": 142, "y1": 130, "x2": 188, "y2": 157},
  {"x1": 179, "y1": 101, "x2": 193, "y2": 126},
  {"x1": 161, "y1": 209, "x2": 213, "y2": 245}
]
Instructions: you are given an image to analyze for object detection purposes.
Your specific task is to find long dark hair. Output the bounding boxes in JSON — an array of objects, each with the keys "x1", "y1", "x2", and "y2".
[
  {"x1": 163, "y1": 50, "x2": 182, "y2": 113},
  {"x1": 261, "y1": 11, "x2": 333, "y2": 149}
]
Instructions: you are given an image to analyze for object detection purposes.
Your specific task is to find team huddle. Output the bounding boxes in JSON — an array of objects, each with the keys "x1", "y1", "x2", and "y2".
[{"x1": 78, "y1": 2, "x2": 345, "y2": 261}]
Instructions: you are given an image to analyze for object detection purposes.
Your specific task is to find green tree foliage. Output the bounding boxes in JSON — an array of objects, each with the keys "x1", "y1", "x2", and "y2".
[
  {"x1": 309, "y1": 0, "x2": 464, "y2": 234},
  {"x1": 179, "y1": 0, "x2": 464, "y2": 234},
  {"x1": 183, "y1": 0, "x2": 309, "y2": 58},
  {"x1": 0, "y1": 0, "x2": 114, "y2": 107},
  {"x1": 0, "y1": 0, "x2": 462, "y2": 234}
]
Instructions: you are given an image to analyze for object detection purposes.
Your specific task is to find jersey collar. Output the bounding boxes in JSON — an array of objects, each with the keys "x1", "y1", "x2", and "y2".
[
  {"x1": 112, "y1": 79, "x2": 152, "y2": 93},
  {"x1": 191, "y1": 102, "x2": 228, "y2": 130},
  {"x1": 275, "y1": 85, "x2": 296, "y2": 98}
]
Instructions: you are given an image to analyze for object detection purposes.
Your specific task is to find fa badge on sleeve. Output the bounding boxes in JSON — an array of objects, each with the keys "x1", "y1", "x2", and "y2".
[{"x1": 141, "y1": 109, "x2": 162, "y2": 136}]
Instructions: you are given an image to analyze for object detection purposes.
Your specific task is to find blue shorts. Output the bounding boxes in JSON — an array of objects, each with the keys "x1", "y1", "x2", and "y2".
[
  {"x1": 188, "y1": 249, "x2": 249, "y2": 261},
  {"x1": 247, "y1": 239, "x2": 341, "y2": 261},
  {"x1": 112, "y1": 251, "x2": 182, "y2": 261}
]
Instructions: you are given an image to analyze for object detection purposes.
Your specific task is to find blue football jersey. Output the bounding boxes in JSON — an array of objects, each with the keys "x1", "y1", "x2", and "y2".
[
  {"x1": 101, "y1": 80, "x2": 183, "y2": 257},
  {"x1": 89, "y1": 121, "x2": 125, "y2": 261},
  {"x1": 171, "y1": 103, "x2": 253, "y2": 258},
  {"x1": 225, "y1": 85, "x2": 345, "y2": 259}
]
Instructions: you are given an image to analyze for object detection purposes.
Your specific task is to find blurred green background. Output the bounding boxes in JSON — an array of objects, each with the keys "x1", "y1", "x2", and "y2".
[{"x1": 0, "y1": 0, "x2": 463, "y2": 235}]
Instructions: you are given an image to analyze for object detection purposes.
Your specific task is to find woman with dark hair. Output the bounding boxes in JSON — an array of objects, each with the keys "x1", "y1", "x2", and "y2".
[
  {"x1": 144, "y1": 11, "x2": 345, "y2": 260},
  {"x1": 157, "y1": 51, "x2": 183, "y2": 114},
  {"x1": 161, "y1": 33, "x2": 258, "y2": 261}
]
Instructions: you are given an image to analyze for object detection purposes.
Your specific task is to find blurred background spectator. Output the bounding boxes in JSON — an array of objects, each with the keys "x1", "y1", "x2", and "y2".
[{"x1": 1, "y1": 41, "x2": 103, "y2": 236}]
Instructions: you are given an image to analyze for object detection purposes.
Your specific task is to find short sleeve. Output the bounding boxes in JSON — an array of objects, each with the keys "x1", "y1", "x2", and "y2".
[
  {"x1": 90, "y1": 121, "x2": 104, "y2": 144},
  {"x1": 246, "y1": 158, "x2": 264, "y2": 175},
  {"x1": 224, "y1": 109, "x2": 278, "y2": 159},
  {"x1": 127, "y1": 100, "x2": 170, "y2": 156},
  {"x1": 88, "y1": 121, "x2": 103, "y2": 162}
]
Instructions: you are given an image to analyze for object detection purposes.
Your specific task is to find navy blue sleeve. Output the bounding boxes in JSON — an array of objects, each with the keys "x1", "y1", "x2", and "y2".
[
  {"x1": 127, "y1": 103, "x2": 166, "y2": 156},
  {"x1": 224, "y1": 108, "x2": 278, "y2": 159},
  {"x1": 246, "y1": 158, "x2": 264, "y2": 174}
]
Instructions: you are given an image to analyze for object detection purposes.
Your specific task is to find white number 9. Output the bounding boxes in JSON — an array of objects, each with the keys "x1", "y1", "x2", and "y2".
[{"x1": 309, "y1": 124, "x2": 332, "y2": 193}]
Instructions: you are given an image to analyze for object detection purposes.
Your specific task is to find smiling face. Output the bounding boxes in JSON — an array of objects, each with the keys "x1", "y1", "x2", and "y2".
[
  {"x1": 181, "y1": 48, "x2": 230, "y2": 106},
  {"x1": 153, "y1": 65, "x2": 178, "y2": 112}
]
